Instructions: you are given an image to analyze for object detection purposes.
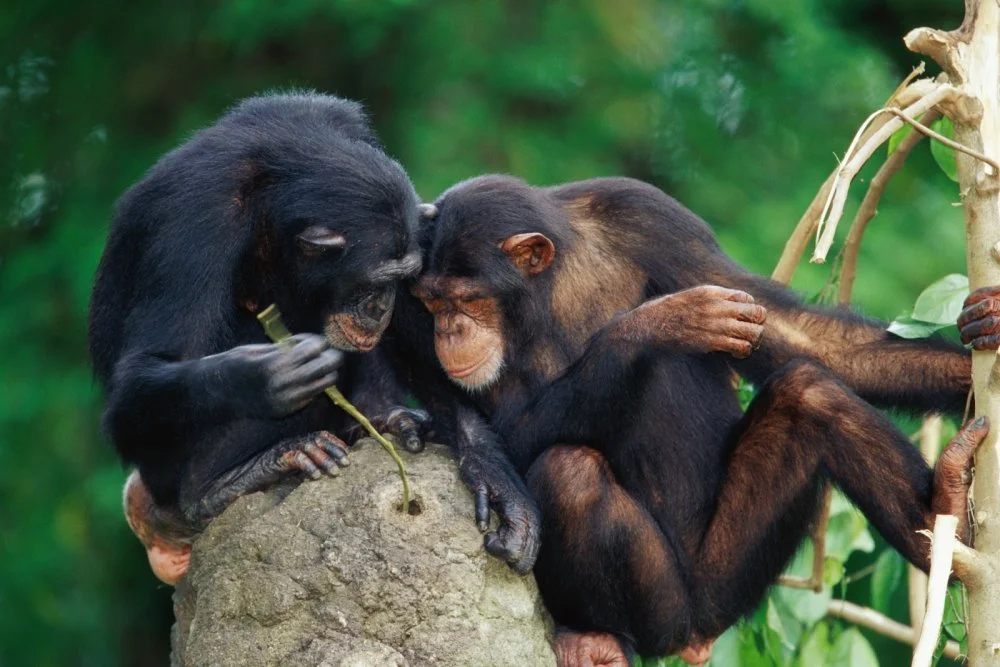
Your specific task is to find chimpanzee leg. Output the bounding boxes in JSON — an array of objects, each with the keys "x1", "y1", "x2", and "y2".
[
  {"x1": 693, "y1": 360, "x2": 985, "y2": 639},
  {"x1": 123, "y1": 470, "x2": 197, "y2": 585},
  {"x1": 527, "y1": 445, "x2": 694, "y2": 665}
]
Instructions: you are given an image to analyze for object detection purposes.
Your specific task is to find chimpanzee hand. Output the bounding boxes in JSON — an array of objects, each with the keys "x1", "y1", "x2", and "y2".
[
  {"x1": 347, "y1": 406, "x2": 433, "y2": 453},
  {"x1": 631, "y1": 285, "x2": 766, "y2": 359},
  {"x1": 461, "y1": 454, "x2": 541, "y2": 575},
  {"x1": 959, "y1": 285, "x2": 1000, "y2": 350},
  {"x1": 201, "y1": 334, "x2": 344, "y2": 418}
]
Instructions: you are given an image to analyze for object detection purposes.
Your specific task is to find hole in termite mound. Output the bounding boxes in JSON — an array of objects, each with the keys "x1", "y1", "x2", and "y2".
[{"x1": 397, "y1": 494, "x2": 424, "y2": 516}]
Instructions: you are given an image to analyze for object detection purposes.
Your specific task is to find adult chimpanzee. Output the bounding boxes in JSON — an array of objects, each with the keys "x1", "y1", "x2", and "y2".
[
  {"x1": 402, "y1": 174, "x2": 998, "y2": 666},
  {"x1": 89, "y1": 92, "x2": 429, "y2": 584}
]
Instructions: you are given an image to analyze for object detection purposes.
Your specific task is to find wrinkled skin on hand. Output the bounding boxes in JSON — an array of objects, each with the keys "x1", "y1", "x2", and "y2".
[
  {"x1": 552, "y1": 631, "x2": 630, "y2": 667},
  {"x1": 202, "y1": 333, "x2": 344, "y2": 418},
  {"x1": 348, "y1": 406, "x2": 432, "y2": 453},
  {"x1": 620, "y1": 285, "x2": 767, "y2": 359},
  {"x1": 931, "y1": 416, "x2": 989, "y2": 547},
  {"x1": 959, "y1": 285, "x2": 1000, "y2": 350}
]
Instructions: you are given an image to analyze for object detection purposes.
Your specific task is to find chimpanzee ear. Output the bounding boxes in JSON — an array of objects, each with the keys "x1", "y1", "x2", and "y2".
[
  {"x1": 296, "y1": 226, "x2": 347, "y2": 254},
  {"x1": 500, "y1": 233, "x2": 555, "y2": 276}
]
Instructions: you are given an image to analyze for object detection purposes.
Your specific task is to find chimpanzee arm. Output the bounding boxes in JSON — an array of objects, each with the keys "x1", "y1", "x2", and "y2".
[
  {"x1": 105, "y1": 335, "x2": 343, "y2": 463},
  {"x1": 385, "y1": 292, "x2": 540, "y2": 573},
  {"x1": 721, "y1": 269, "x2": 972, "y2": 415},
  {"x1": 497, "y1": 285, "x2": 762, "y2": 470}
]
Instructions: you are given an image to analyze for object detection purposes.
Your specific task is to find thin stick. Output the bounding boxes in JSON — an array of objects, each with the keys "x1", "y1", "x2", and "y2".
[
  {"x1": 813, "y1": 83, "x2": 956, "y2": 263},
  {"x1": 828, "y1": 599, "x2": 961, "y2": 660},
  {"x1": 912, "y1": 515, "x2": 959, "y2": 667},
  {"x1": 770, "y1": 77, "x2": 939, "y2": 283},
  {"x1": 257, "y1": 304, "x2": 412, "y2": 509},
  {"x1": 909, "y1": 415, "x2": 943, "y2": 632},
  {"x1": 887, "y1": 107, "x2": 1000, "y2": 175},
  {"x1": 777, "y1": 486, "x2": 833, "y2": 592},
  {"x1": 838, "y1": 109, "x2": 941, "y2": 303}
]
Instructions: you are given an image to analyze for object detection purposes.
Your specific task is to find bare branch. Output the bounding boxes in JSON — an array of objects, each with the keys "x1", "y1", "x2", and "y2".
[
  {"x1": 837, "y1": 109, "x2": 941, "y2": 303},
  {"x1": 908, "y1": 415, "x2": 944, "y2": 631},
  {"x1": 777, "y1": 486, "x2": 834, "y2": 593},
  {"x1": 887, "y1": 107, "x2": 1000, "y2": 175},
  {"x1": 827, "y1": 600, "x2": 961, "y2": 661},
  {"x1": 912, "y1": 515, "x2": 959, "y2": 667},
  {"x1": 813, "y1": 84, "x2": 958, "y2": 263},
  {"x1": 771, "y1": 77, "x2": 940, "y2": 283}
]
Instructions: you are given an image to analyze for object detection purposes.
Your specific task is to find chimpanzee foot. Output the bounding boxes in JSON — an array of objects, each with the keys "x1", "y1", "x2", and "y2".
[
  {"x1": 931, "y1": 416, "x2": 989, "y2": 544},
  {"x1": 676, "y1": 635, "x2": 715, "y2": 666},
  {"x1": 959, "y1": 286, "x2": 1000, "y2": 349},
  {"x1": 552, "y1": 631, "x2": 630, "y2": 667},
  {"x1": 190, "y1": 430, "x2": 350, "y2": 523},
  {"x1": 123, "y1": 471, "x2": 196, "y2": 585}
]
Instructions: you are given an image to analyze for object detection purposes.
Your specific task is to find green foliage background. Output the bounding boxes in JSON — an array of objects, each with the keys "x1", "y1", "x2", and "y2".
[{"x1": 0, "y1": 0, "x2": 974, "y2": 664}]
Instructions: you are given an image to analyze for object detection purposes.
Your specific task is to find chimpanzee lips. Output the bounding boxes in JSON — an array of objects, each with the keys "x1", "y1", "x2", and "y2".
[
  {"x1": 325, "y1": 313, "x2": 385, "y2": 352},
  {"x1": 447, "y1": 358, "x2": 488, "y2": 379}
]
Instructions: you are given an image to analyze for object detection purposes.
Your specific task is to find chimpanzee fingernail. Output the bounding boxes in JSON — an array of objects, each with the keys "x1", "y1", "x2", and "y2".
[{"x1": 975, "y1": 415, "x2": 988, "y2": 427}]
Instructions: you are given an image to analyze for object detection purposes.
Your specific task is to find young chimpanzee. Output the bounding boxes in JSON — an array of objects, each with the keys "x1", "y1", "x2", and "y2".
[
  {"x1": 405, "y1": 174, "x2": 999, "y2": 666},
  {"x1": 89, "y1": 92, "x2": 429, "y2": 584}
]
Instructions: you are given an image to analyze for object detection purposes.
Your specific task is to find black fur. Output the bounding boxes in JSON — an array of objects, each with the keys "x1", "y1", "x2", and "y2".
[
  {"x1": 90, "y1": 91, "x2": 421, "y2": 520},
  {"x1": 401, "y1": 174, "x2": 974, "y2": 656}
]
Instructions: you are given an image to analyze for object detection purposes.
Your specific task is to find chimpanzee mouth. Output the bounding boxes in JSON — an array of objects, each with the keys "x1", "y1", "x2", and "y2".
[
  {"x1": 324, "y1": 313, "x2": 385, "y2": 352},
  {"x1": 444, "y1": 351, "x2": 504, "y2": 390},
  {"x1": 447, "y1": 359, "x2": 488, "y2": 379}
]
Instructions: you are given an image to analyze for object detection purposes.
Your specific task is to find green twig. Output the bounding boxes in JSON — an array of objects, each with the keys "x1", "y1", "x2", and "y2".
[{"x1": 257, "y1": 304, "x2": 411, "y2": 509}]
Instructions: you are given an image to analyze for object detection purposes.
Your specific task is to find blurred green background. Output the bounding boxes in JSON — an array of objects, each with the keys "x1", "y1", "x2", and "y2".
[{"x1": 0, "y1": 0, "x2": 973, "y2": 665}]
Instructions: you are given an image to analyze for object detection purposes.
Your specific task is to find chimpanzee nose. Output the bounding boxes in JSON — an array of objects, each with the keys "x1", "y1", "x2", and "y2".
[{"x1": 361, "y1": 287, "x2": 394, "y2": 321}]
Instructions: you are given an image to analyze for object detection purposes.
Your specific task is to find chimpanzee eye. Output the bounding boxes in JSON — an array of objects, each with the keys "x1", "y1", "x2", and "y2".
[{"x1": 295, "y1": 225, "x2": 347, "y2": 256}]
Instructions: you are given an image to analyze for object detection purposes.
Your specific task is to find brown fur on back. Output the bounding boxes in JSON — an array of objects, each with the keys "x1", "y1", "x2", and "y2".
[{"x1": 551, "y1": 196, "x2": 648, "y2": 352}]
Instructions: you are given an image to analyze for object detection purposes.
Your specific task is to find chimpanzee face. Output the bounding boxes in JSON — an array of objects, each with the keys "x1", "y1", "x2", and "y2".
[{"x1": 246, "y1": 139, "x2": 422, "y2": 352}]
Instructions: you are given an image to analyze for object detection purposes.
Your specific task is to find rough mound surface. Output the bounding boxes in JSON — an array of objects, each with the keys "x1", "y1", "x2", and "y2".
[{"x1": 171, "y1": 440, "x2": 555, "y2": 667}]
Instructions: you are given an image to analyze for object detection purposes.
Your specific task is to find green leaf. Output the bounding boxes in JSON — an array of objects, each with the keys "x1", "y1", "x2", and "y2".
[
  {"x1": 911, "y1": 273, "x2": 969, "y2": 324},
  {"x1": 887, "y1": 316, "x2": 948, "y2": 339},
  {"x1": 942, "y1": 582, "x2": 967, "y2": 643},
  {"x1": 870, "y1": 550, "x2": 904, "y2": 611},
  {"x1": 822, "y1": 557, "x2": 845, "y2": 587},
  {"x1": 829, "y1": 627, "x2": 879, "y2": 667},
  {"x1": 930, "y1": 116, "x2": 960, "y2": 182},
  {"x1": 825, "y1": 503, "x2": 874, "y2": 561},
  {"x1": 795, "y1": 622, "x2": 833, "y2": 667},
  {"x1": 887, "y1": 124, "x2": 914, "y2": 155}
]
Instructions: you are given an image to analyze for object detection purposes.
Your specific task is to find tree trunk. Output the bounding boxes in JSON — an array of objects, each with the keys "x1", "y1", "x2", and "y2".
[
  {"x1": 908, "y1": 2, "x2": 1000, "y2": 662},
  {"x1": 171, "y1": 441, "x2": 555, "y2": 667}
]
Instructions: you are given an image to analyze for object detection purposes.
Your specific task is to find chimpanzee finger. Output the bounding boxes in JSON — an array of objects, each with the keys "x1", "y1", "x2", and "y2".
[
  {"x1": 486, "y1": 519, "x2": 539, "y2": 575},
  {"x1": 316, "y1": 431, "x2": 350, "y2": 467},
  {"x1": 960, "y1": 314, "x2": 1000, "y2": 342},
  {"x1": 725, "y1": 301, "x2": 767, "y2": 324},
  {"x1": 721, "y1": 337, "x2": 754, "y2": 359},
  {"x1": 971, "y1": 334, "x2": 1000, "y2": 351},
  {"x1": 475, "y1": 486, "x2": 490, "y2": 533},
  {"x1": 726, "y1": 321, "x2": 765, "y2": 348},
  {"x1": 721, "y1": 289, "x2": 755, "y2": 304},
  {"x1": 286, "y1": 334, "x2": 330, "y2": 363},
  {"x1": 288, "y1": 450, "x2": 322, "y2": 480},
  {"x1": 484, "y1": 528, "x2": 521, "y2": 565},
  {"x1": 301, "y1": 440, "x2": 339, "y2": 476},
  {"x1": 957, "y1": 298, "x2": 996, "y2": 330},
  {"x1": 279, "y1": 350, "x2": 344, "y2": 388},
  {"x1": 962, "y1": 286, "x2": 1000, "y2": 308},
  {"x1": 397, "y1": 419, "x2": 426, "y2": 453},
  {"x1": 282, "y1": 371, "x2": 340, "y2": 405}
]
